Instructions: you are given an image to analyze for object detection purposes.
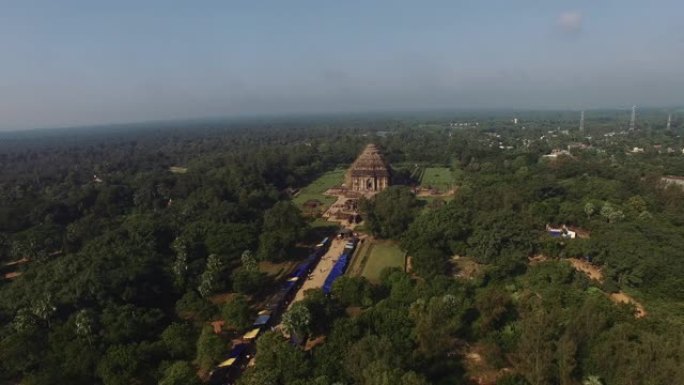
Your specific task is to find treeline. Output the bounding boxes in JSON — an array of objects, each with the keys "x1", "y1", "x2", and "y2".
[
  {"x1": 2, "y1": 117, "x2": 684, "y2": 385},
  {"x1": 0, "y1": 120, "x2": 402, "y2": 384},
  {"x1": 352, "y1": 127, "x2": 684, "y2": 384},
  {"x1": 240, "y1": 265, "x2": 684, "y2": 385}
]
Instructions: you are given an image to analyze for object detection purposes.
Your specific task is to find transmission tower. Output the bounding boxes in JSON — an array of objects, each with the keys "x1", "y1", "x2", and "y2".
[
  {"x1": 629, "y1": 105, "x2": 636, "y2": 131},
  {"x1": 579, "y1": 110, "x2": 585, "y2": 132},
  {"x1": 667, "y1": 114, "x2": 672, "y2": 130}
]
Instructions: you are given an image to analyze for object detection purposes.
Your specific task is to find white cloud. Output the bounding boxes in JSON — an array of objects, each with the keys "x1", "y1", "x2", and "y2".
[{"x1": 557, "y1": 11, "x2": 583, "y2": 33}]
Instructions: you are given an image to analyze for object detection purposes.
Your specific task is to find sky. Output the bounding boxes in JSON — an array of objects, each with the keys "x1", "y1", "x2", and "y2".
[{"x1": 1, "y1": 0, "x2": 683, "y2": 130}]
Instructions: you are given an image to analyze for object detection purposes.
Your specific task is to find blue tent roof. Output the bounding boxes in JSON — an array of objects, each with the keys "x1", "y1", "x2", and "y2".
[
  {"x1": 228, "y1": 343, "x2": 248, "y2": 358},
  {"x1": 253, "y1": 314, "x2": 271, "y2": 327},
  {"x1": 292, "y1": 263, "x2": 310, "y2": 278},
  {"x1": 282, "y1": 280, "x2": 297, "y2": 295},
  {"x1": 323, "y1": 254, "x2": 350, "y2": 294}
]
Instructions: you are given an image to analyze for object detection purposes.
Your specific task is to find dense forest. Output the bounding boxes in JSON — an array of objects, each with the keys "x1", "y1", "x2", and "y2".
[{"x1": 1, "y1": 113, "x2": 683, "y2": 385}]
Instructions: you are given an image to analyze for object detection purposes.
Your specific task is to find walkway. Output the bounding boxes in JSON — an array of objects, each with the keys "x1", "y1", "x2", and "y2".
[{"x1": 290, "y1": 237, "x2": 347, "y2": 304}]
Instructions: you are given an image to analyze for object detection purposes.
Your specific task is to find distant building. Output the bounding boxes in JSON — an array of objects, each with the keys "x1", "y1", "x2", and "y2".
[
  {"x1": 546, "y1": 225, "x2": 576, "y2": 239},
  {"x1": 567, "y1": 142, "x2": 590, "y2": 150},
  {"x1": 542, "y1": 149, "x2": 572, "y2": 159},
  {"x1": 345, "y1": 144, "x2": 391, "y2": 194}
]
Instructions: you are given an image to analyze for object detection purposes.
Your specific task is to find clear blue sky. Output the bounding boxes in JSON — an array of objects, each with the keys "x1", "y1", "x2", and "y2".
[{"x1": 1, "y1": 0, "x2": 683, "y2": 130}]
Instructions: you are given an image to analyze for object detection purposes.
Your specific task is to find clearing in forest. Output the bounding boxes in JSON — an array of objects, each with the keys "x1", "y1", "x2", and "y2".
[
  {"x1": 359, "y1": 241, "x2": 406, "y2": 282},
  {"x1": 293, "y1": 169, "x2": 345, "y2": 215},
  {"x1": 452, "y1": 256, "x2": 485, "y2": 280},
  {"x1": 567, "y1": 258, "x2": 603, "y2": 281},
  {"x1": 419, "y1": 167, "x2": 454, "y2": 192}
]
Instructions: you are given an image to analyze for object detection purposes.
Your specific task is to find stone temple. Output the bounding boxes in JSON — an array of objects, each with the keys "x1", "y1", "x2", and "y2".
[{"x1": 345, "y1": 144, "x2": 391, "y2": 194}]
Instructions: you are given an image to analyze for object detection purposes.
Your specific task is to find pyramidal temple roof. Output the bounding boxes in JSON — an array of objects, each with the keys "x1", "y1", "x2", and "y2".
[{"x1": 349, "y1": 144, "x2": 390, "y2": 177}]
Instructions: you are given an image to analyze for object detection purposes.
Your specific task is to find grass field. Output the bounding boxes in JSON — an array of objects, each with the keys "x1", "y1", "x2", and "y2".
[
  {"x1": 420, "y1": 167, "x2": 454, "y2": 191},
  {"x1": 293, "y1": 169, "x2": 345, "y2": 215},
  {"x1": 360, "y1": 241, "x2": 406, "y2": 282}
]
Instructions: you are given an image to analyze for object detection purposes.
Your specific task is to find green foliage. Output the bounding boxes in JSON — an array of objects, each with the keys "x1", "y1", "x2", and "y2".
[
  {"x1": 467, "y1": 210, "x2": 539, "y2": 264},
  {"x1": 231, "y1": 268, "x2": 267, "y2": 294},
  {"x1": 239, "y1": 331, "x2": 310, "y2": 385},
  {"x1": 409, "y1": 295, "x2": 464, "y2": 357},
  {"x1": 301, "y1": 289, "x2": 343, "y2": 335},
  {"x1": 161, "y1": 322, "x2": 197, "y2": 359},
  {"x1": 221, "y1": 294, "x2": 253, "y2": 330},
  {"x1": 240, "y1": 249, "x2": 258, "y2": 272},
  {"x1": 258, "y1": 201, "x2": 308, "y2": 261},
  {"x1": 401, "y1": 201, "x2": 472, "y2": 257},
  {"x1": 331, "y1": 276, "x2": 374, "y2": 307},
  {"x1": 175, "y1": 291, "x2": 216, "y2": 320},
  {"x1": 159, "y1": 361, "x2": 201, "y2": 385},
  {"x1": 205, "y1": 223, "x2": 257, "y2": 261},
  {"x1": 2, "y1": 117, "x2": 684, "y2": 385},
  {"x1": 198, "y1": 254, "x2": 225, "y2": 298},
  {"x1": 100, "y1": 304, "x2": 164, "y2": 345},
  {"x1": 281, "y1": 302, "x2": 312, "y2": 341},
  {"x1": 361, "y1": 186, "x2": 420, "y2": 239},
  {"x1": 474, "y1": 286, "x2": 514, "y2": 336},
  {"x1": 194, "y1": 325, "x2": 226, "y2": 373},
  {"x1": 497, "y1": 373, "x2": 531, "y2": 385},
  {"x1": 411, "y1": 247, "x2": 449, "y2": 279},
  {"x1": 96, "y1": 342, "x2": 158, "y2": 385}
]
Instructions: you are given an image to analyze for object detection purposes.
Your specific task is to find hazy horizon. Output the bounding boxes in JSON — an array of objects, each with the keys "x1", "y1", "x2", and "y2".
[{"x1": 2, "y1": 0, "x2": 683, "y2": 130}]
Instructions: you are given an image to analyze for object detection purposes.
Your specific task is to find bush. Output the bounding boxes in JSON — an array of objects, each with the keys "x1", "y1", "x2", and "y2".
[{"x1": 231, "y1": 269, "x2": 267, "y2": 294}]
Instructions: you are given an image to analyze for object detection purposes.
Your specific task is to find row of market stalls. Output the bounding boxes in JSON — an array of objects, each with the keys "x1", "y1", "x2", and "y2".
[
  {"x1": 322, "y1": 238, "x2": 358, "y2": 294},
  {"x1": 209, "y1": 236, "x2": 331, "y2": 385}
]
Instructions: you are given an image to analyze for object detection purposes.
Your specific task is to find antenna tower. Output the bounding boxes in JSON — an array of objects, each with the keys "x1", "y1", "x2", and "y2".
[
  {"x1": 629, "y1": 105, "x2": 636, "y2": 131},
  {"x1": 579, "y1": 110, "x2": 585, "y2": 131}
]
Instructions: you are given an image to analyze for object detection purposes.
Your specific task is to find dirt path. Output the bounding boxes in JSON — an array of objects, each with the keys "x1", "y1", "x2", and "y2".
[
  {"x1": 610, "y1": 292, "x2": 647, "y2": 318},
  {"x1": 3, "y1": 257, "x2": 29, "y2": 267},
  {"x1": 565, "y1": 258, "x2": 646, "y2": 318},
  {"x1": 322, "y1": 193, "x2": 361, "y2": 229},
  {"x1": 567, "y1": 258, "x2": 603, "y2": 281}
]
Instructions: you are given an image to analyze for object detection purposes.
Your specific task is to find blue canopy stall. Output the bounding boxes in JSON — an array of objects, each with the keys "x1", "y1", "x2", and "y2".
[
  {"x1": 253, "y1": 314, "x2": 271, "y2": 328},
  {"x1": 322, "y1": 252, "x2": 350, "y2": 294}
]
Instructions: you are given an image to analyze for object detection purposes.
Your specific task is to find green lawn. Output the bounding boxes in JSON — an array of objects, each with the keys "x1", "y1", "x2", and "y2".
[
  {"x1": 420, "y1": 167, "x2": 454, "y2": 191},
  {"x1": 293, "y1": 169, "x2": 345, "y2": 215},
  {"x1": 361, "y1": 241, "x2": 406, "y2": 282}
]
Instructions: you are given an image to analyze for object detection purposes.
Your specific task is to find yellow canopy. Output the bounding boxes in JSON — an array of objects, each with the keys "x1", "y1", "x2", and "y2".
[
  {"x1": 242, "y1": 328, "x2": 260, "y2": 340},
  {"x1": 218, "y1": 357, "x2": 236, "y2": 368}
]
